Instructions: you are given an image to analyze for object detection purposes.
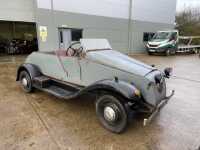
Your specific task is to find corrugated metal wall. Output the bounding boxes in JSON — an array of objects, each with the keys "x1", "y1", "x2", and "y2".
[
  {"x1": 0, "y1": 0, "x2": 35, "y2": 22},
  {"x1": 35, "y1": 0, "x2": 176, "y2": 53}
]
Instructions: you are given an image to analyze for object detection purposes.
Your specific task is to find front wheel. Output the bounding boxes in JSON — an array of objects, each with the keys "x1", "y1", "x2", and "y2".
[
  {"x1": 95, "y1": 95, "x2": 128, "y2": 133},
  {"x1": 165, "y1": 48, "x2": 176, "y2": 56},
  {"x1": 165, "y1": 49, "x2": 171, "y2": 56},
  {"x1": 19, "y1": 71, "x2": 33, "y2": 93},
  {"x1": 148, "y1": 51, "x2": 153, "y2": 55},
  {"x1": 171, "y1": 48, "x2": 176, "y2": 55}
]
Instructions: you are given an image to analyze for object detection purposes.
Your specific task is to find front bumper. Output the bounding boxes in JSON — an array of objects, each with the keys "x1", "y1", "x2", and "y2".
[
  {"x1": 143, "y1": 90, "x2": 175, "y2": 126},
  {"x1": 148, "y1": 47, "x2": 166, "y2": 53}
]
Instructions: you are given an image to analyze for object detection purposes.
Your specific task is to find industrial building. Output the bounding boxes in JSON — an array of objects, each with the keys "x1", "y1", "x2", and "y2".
[{"x1": 0, "y1": 0, "x2": 177, "y2": 54}]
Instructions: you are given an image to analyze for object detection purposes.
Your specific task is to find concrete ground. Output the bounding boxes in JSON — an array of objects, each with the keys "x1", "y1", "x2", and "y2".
[{"x1": 0, "y1": 54, "x2": 200, "y2": 150}]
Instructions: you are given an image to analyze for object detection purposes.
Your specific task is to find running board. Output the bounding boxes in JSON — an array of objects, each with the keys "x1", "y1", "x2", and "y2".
[
  {"x1": 33, "y1": 76, "x2": 80, "y2": 99},
  {"x1": 40, "y1": 85, "x2": 77, "y2": 99},
  {"x1": 33, "y1": 76, "x2": 51, "y2": 88}
]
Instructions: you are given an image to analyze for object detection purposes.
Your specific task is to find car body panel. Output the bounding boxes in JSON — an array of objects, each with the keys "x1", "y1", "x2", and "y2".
[
  {"x1": 26, "y1": 52, "x2": 82, "y2": 85},
  {"x1": 85, "y1": 50, "x2": 154, "y2": 77},
  {"x1": 60, "y1": 56, "x2": 81, "y2": 85},
  {"x1": 26, "y1": 52, "x2": 66, "y2": 81},
  {"x1": 24, "y1": 39, "x2": 168, "y2": 106}
]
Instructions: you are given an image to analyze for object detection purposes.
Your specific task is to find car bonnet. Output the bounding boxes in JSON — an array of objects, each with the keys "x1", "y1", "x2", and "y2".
[
  {"x1": 148, "y1": 39, "x2": 169, "y2": 45},
  {"x1": 86, "y1": 50, "x2": 156, "y2": 77}
]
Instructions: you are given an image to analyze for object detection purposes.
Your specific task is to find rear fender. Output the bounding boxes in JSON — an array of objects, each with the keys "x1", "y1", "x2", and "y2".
[{"x1": 16, "y1": 64, "x2": 41, "y2": 81}]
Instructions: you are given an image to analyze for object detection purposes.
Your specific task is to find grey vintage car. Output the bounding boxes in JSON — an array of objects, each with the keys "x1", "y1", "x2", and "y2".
[{"x1": 16, "y1": 39, "x2": 174, "y2": 133}]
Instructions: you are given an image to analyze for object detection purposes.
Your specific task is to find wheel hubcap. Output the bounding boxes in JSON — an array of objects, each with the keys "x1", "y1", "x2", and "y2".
[
  {"x1": 104, "y1": 106, "x2": 117, "y2": 122},
  {"x1": 22, "y1": 78, "x2": 28, "y2": 87}
]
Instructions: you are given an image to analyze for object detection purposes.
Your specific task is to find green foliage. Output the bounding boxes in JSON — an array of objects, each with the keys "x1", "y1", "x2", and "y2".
[{"x1": 176, "y1": 8, "x2": 200, "y2": 44}]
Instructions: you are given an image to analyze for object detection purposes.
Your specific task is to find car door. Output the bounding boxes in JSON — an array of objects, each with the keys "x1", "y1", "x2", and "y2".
[
  {"x1": 41, "y1": 53, "x2": 66, "y2": 81},
  {"x1": 59, "y1": 55, "x2": 81, "y2": 85},
  {"x1": 42, "y1": 51, "x2": 81, "y2": 85},
  {"x1": 57, "y1": 29, "x2": 82, "y2": 85}
]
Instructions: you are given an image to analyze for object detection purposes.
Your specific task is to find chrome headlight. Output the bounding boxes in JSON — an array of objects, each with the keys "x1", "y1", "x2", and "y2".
[
  {"x1": 164, "y1": 68, "x2": 173, "y2": 78},
  {"x1": 155, "y1": 74, "x2": 163, "y2": 84}
]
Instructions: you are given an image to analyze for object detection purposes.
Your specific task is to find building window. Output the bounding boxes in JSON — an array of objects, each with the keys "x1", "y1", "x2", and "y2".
[
  {"x1": 143, "y1": 32, "x2": 155, "y2": 42},
  {"x1": 71, "y1": 29, "x2": 82, "y2": 41},
  {"x1": 59, "y1": 31, "x2": 63, "y2": 43}
]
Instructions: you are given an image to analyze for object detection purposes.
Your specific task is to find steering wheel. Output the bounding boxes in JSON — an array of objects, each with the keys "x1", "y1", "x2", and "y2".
[{"x1": 66, "y1": 42, "x2": 83, "y2": 56}]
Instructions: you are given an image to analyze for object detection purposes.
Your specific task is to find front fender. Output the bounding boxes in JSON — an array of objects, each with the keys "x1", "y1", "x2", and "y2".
[
  {"x1": 83, "y1": 79, "x2": 141, "y2": 101},
  {"x1": 16, "y1": 64, "x2": 41, "y2": 81}
]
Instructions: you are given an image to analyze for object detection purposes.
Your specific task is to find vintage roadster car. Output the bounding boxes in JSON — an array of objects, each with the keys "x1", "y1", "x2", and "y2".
[{"x1": 16, "y1": 39, "x2": 174, "y2": 133}]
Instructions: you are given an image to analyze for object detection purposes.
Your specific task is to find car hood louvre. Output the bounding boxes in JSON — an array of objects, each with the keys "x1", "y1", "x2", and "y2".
[{"x1": 86, "y1": 50, "x2": 155, "y2": 76}]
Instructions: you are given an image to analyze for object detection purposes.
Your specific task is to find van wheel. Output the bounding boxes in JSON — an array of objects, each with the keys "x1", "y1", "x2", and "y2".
[
  {"x1": 148, "y1": 52, "x2": 153, "y2": 55},
  {"x1": 171, "y1": 49, "x2": 176, "y2": 55},
  {"x1": 193, "y1": 49, "x2": 198, "y2": 54},
  {"x1": 19, "y1": 71, "x2": 33, "y2": 93},
  {"x1": 165, "y1": 49, "x2": 171, "y2": 56},
  {"x1": 95, "y1": 95, "x2": 128, "y2": 133}
]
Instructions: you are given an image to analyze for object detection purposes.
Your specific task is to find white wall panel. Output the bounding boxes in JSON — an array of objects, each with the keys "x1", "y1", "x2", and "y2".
[
  {"x1": 0, "y1": 0, "x2": 35, "y2": 22},
  {"x1": 36, "y1": 0, "x2": 176, "y2": 24},
  {"x1": 132, "y1": 0, "x2": 177, "y2": 24},
  {"x1": 37, "y1": 0, "x2": 51, "y2": 9},
  {"x1": 53, "y1": 0, "x2": 129, "y2": 19}
]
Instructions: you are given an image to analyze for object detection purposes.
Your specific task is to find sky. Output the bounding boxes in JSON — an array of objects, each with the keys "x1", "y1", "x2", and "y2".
[{"x1": 177, "y1": 0, "x2": 200, "y2": 12}]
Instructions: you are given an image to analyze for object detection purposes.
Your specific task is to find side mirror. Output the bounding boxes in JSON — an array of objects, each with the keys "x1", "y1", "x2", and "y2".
[{"x1": 164, "y1": 68, "x2": 173, "y2": 78}]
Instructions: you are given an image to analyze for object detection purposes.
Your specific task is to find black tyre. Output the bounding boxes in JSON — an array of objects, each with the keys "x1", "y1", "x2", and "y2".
[
  {"x1": 192, "y1": 49, "x2": 197, "y2": 54},
  {"x1": 19, "y1": 71, "x2": 33, "y2": 93},
  {"x1": 96, "y1": 95, "x2": 128, "y2": 133},
  {"x1": 171, "y1": 49, "x2": 176, "y2": 55},
  {"x1": 148, "y1": 51, "x2": 153, "y2": 55},
  {"x1": 165, "y1": 49, "x2": 171, "y2": 56}
]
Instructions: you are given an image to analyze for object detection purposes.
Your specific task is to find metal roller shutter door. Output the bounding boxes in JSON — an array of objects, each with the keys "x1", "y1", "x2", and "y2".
[{"x1": 0, "y1": 0, "x2": 35, "y2": 22}]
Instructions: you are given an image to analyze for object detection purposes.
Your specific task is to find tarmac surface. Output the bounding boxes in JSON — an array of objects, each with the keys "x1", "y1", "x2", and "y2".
[{"x1": 0, "y1": 54, "x2": 200, "y2": 150}]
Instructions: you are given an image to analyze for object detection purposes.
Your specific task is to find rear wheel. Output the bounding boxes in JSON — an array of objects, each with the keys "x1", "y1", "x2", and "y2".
[
  {"x1": 192, "y1": 49, "x2": 198, "y2": 54},
  {"x1": 19, "y1": 71, "x2": 33, "y2": 93},
  {"x1": 95, "y1": 95, "x2": 128, "y2": 133}
]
